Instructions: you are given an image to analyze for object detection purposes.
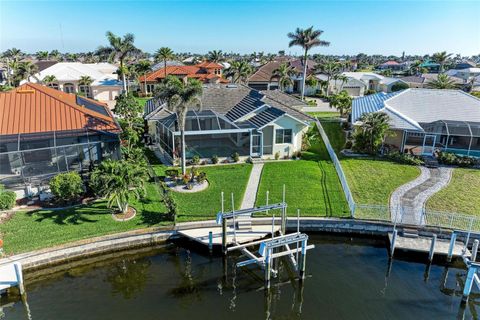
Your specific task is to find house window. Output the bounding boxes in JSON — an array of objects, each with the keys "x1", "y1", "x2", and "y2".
[
  {"x1": 78, "y1": 85, "x2": 92, "y2": 98},
  {"x1": 146, "y1": 84, "x2": 155, "y2": 93},
  {"x1": 64, "y1": 83, "x2": 75, "y2": 93},
  {"x1": 48, "y1": 83, "x2": 59, "y2": 90},
  {"x1": 275, "y1": 129, "x2": 292, "y2": 144}
]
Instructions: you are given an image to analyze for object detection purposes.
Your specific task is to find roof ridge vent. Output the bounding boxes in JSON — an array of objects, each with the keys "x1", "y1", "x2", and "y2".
[{"x1": 17, "y1": 89, "x2": 35, "y2": 94}]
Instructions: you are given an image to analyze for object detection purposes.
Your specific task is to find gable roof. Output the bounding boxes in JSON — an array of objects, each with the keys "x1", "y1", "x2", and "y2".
[
  {"x1": 139, "y1": 63, "x2": 227, "y2": 83},
  {"x1": 0, "y1": 83, "x2": 120, "y2": 135},
  {"x1": 248, "y1": 61, "x2": 283, "y2": 82}
]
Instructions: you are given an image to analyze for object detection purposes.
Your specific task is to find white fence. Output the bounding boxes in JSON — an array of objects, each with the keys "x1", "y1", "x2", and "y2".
[{"x1": 315, "y1": 120, "x2": 356, "y2": 216}]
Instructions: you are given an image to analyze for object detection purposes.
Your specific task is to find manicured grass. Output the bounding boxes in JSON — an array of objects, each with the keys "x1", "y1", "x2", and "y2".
[
  {"x1": 255, "y1": 126, "x2": 350, "y2": 217},
  {"x1": 320, "y1": 120, "x2": 346, "y2": 155},
  {"x1": 306, "y1": 111, "x2": 340, "y2": 119},
  {"x1": 135, "y1": 97, "x2": 150, "y2": 107},
  {"x1": 0, "y1": 182, "x2": 170, "y2": 255},
  {"x1": 341, "y1": 158, "x2": 420, "y2": 205},
  {"x1": 155, "y1": 164, "x2": 253, "y2": 221},
  {"x1": 426, "y1": 168, "x2": 480, "y2": 215}
]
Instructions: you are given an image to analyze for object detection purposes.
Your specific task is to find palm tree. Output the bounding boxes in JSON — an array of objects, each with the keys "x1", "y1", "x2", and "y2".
[
  {"x1": 17, "y1": 61, "x2": 39, "y2": 83},
  {"x1": 42, "y1": 75, "x2": 57, "y2": 87},
  {"x1": 36, "y1": 51, "x2": 49, "y2": 60},
  {"x1": 329, "y1": 90, "x2": 353, "y2": 117},
  {"x1": 154, "y1": 47, "x2": 174, "y2": 79},
  {"x1": 4, "y1": 48, "x2": 23, "y2": 62},
  {"x1": 287, "y1": 26, "x2": 330, "y2": 100},
  {"x1": 78, "y1": 75, "x2": 93, "y2": 97},
  {"x1": 432, "y1": 51, "x2": 452, "y2": 73},
  {"x1": 49, "y1": 50, "x2": 61, "y2": 61},
  {"x1": 355, "y1": 112, "x2": 391, "y2": 154},
  {"x1": 207, "y1": 50, "x2": 224, "y2": 63},
  {"x1": 271, "y1": 63, "x2": 295, "y2": 91},
  {"x1": 426, "y1": 74, "x2": 459, "y2": 89},
  {"x1": 223, "y1": 60, "x2": 252, "y2": 84},
  {"x1": 135, "y1": 60, "x2": 152, "y2": 94},
  {"x1": 317, "y1": 61, "x2": 340, "y2": 96},
  {"x1": 155, "y1": 76, "x2": 203, "y2": 175},
  {"x1": 90, "y1": 160, "x2": 147, "y2": 215},
  {"x1": 99, "y1": 31, "x2": 138, "y2": 92}
]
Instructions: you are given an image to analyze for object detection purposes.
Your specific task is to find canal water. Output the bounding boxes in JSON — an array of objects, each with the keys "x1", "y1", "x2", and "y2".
[{"x1": 2, "y1": 234, "x2": 478, "y2": 319}]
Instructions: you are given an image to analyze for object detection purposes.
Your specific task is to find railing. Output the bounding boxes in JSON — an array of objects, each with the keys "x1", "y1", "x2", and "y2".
[{"x1": 315, "y1": 120, "x2": 356, "y2": 217}]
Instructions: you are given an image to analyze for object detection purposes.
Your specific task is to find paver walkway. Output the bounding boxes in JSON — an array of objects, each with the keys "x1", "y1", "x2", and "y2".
[
  {"x1": 240, "y1": 163, "x2": 264, "y2": 209},
  {"x1": 390, "y1": 166, "x2": 452, "y2": 225}
]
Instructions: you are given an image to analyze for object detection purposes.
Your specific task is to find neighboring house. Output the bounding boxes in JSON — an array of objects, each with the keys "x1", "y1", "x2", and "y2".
[
  {"x1": 144, "y1": 84, "x2": 312, "y2": 161},
  {"x1": 400, "y1": 73, "x2": 464, "y2": 88},
  {"x1": 445, "y1": 67, "x2": 480, "y2": 83},
  {"x1": 377, "y1": 61, "x2": 405, "y2": 71},
  {"x1": 419, "y1": 60, "x2": 441, "y2": 73},
  {"x1": 151, "y1": 60, "x2": 184, "y2": 71},
  {"x1": 351, "y1": 89, "x2": 480, "y2": 157},
  {"x1": 454, "y1": 60, "x2": 477, "y2": 70},
  {"x1": 247, "y1": 59, "x2": 318, "y2": 95},
  {"x1": 34, "y1": 60, "x2": 58, "y2": 72},
  {"x1": 329, "y1": 72, "x2": 408, "y2": 96},
  {"x1": 0, "y1": 83, "x2": 121, "y2": 189},
  {"x1": 24, "y1": 62, "x2": 123, "y2": 104},
  {"x1": 139, "y1": 61, "x2": 228, "y2": 94}
]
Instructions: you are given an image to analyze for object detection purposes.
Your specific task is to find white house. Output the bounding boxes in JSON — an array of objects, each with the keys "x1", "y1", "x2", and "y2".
[
  {"x1": 24, "y1": 62, "x2": 123, "y2": 107},
  {"x1": 144, "y1": 84, "x2": 313, "y2": 161}
]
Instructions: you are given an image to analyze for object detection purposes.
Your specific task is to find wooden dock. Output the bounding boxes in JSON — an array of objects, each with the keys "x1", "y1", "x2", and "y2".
[
  {"x1": 388, "y1": 233, "x2": 471, "y2": 258},
  {"x1": 178, "y1": 225, "x2": 281, "y2": 247},
  {"x1": 0, "y1": 262, "x2": 24, "y2": 295}
]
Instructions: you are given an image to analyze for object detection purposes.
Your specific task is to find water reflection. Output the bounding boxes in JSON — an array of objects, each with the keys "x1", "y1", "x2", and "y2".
[{"x1": 105, "y1": 258, "x2": 151, "y2": 299}]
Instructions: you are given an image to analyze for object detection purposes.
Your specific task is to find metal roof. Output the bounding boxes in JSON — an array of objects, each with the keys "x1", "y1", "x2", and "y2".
[{"x1": 351, "y1": 91, "x2": 402, "y2": 123}]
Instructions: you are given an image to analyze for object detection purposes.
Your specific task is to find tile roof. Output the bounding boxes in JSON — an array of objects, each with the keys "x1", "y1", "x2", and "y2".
[
  {"x1": 0, "y1": 83, "x2": 120, "y2": 135},
  {"x1": 139, "y1": 63, "x2": 227, "y2": 83},
  {"x1": 248, "y1": 61, "x2": 283, "y2": 82}
]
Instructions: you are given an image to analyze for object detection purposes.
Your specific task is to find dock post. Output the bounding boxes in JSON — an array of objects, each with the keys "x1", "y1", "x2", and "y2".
[
  {"x1": 281, "y1": 184, "x2": 286, "y2": 235},
  {"x1": 265, "y1": 249, "x2": 272, "y2": 289},
  {"x1": 13, "y1": 262, "x2": 25, "y2": 296},
  {"x1": 448, "y1": 233, "x2": 457, "y2": 262},
  {"x1": 299, "y1": 240, "x2": 307, "y2": 280},
  {"x1": 462, "y1": 265, "x2": 477, "y2": 303},
  {"x1": 222, "y1": 217, "x2": 227, "y2": 255},
  {"x1": 473, "y1": 240, "x2": 479, "y2": 262},
  {"x1": 429, "y1": 234, "x2": 437, "y2": 262},
  {"x1": 208, "y1": 231, "x2": 213, "y2": 254},
  {"x1": 390, "y1": 230, "x2": 397, "y2": 257}
]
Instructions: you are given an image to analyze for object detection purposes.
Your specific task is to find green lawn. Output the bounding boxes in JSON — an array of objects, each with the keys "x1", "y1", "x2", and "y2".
[
  {"x1": 341, "y1": 158, "x2": 420, "y2": 205},
  {"x1": 306, "y1": 111, "x2": 340, "y2": 119},
  {"x1": 255, "y1": 126, "x2": 350, "y2": 217},
  {"x1": 135, "y1": 97, "x2": 150, "y2": 107},
  {"x1": 426, "y1": 168, "x2": 480, "y2": 215},
  {"x1": 0, "y1": 182, "x2": 170, "y2": 255}
]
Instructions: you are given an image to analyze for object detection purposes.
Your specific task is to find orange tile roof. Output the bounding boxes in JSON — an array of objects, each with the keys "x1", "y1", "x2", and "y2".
[
  {"x1": 139, "y1": 62, "x2": 227, "y2": 83},
  {"x1": 0, "y1": 83, "x2": 120, "y2": 135}
]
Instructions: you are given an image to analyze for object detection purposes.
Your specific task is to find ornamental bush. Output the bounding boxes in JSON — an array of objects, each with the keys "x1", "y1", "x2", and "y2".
[
  {"x1": 386, "y1": 151, "x2": 424, "y2": 166},
  {"x1": 49, "y1": 172, "x2": 84, "y2": 204},
  {"x1": 437, "y1": 152, "x2": 476, "y2": 167},
  {"x1": 0, "y1": 185, "x2": 16, "y2": 210}
]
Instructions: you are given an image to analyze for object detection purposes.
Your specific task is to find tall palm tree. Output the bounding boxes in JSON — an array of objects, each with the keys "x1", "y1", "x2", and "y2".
[
  {"x1": 207, "y1": 50, "x2": 224, "y2": 63},
  {"x1": 4, "y1": 48, "x2": 23, "y2": 62},
  {"x1": 426, "y1": 74, "x2": 459, "y2": 89},
  {"x1": 155, "y1": 76, "x2": 203, "y2": 175},
  {"x1": 36, "y1": 51, "x2": 49, "y2": 60},
  {"x1": 98, "y1": 31, "x2": 138, "y2": 92},
  {"x1": 432, "y1": 51, "x2": 452, "y2": 74},
  {"x1": 17, "y1": 61, "x2": 39, "y2": 83},
  {"x1": 223, "y1": 60, "x2": 252, "y2": 84},
  {"x1": 42, "y1": 75, "x2": 57, "y2": 87},
  {"x1": 49, "y1": 50, "x2": 61, "y2": 61},
  {"x1": 271, "y1": 63, "x2": 295, "y2": 91},
  {"x1": 287, "y1": 26, "x2": 330, "y2": 100},
  {"x1": 135, "y1": 60, "x2": 152, "y2": 94},
  {"x1": 317, "y1": 61, "x2": 340, "y2": 96},
  {"x1": 154, "y1": 47, "x2": 174, "y2": 79}
]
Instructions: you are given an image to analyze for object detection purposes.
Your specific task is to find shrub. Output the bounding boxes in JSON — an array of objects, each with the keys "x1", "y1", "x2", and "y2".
[
  {"x1": 246, "y1": 157, "x2": 253, "y2": 164},
  {"x1": 386, "y1": 151, "x2": 424, "y2": 165},
  {"x1": 190, "y1": 166, "x2": 200, "y2": 178},
  {"x1": 182, "y1": 174, "x2": 191, "y2": 185},
  {"x1": 391, "y1": 82, "x2": 410, "y2": 92},
  {"x1": 198, "y1": 172, "x2": 207, "y2": 184},
  {"x1": 191, "y1": 155, "x2": 200, "y2": 165},
  {"x1": 165, "y1": 169, "x2": 179, "y2": 178},
  {"x1": 232, "y1": 152, "x2": 240, "y2": 163},
  {"x1": 437, "y1": 152, "x2": 476, "y2": 167},
  {"x1": 364, "y1": 89, "x2": 376, "y2": 95},
  {"x1": 49, "y1": 172, "x2": 84, "y2": 203},
  {"x1": 275, "y1": 152, "x2": 280, "y2": 160},
  {"x1": 344, "y1": 140, "x2": 353, "y2": 149},
  {"x1": 211, "y1": 155, "x2": 219, "y2": 164},
  {"x1": 0, "y1": 185, "x2": 16, "y2": 210}
]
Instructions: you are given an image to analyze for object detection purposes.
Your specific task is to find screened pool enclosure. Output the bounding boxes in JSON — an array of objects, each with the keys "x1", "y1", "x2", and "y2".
[
  {"x1": 0, "y1": 129, "x2": 121, "y2": 187},
  {"x1": 402, "y1": 120, "x2": 480, "y2": 157},
  {"x1": 155, "y1": 110, "x2": 265, "y2": 159}
]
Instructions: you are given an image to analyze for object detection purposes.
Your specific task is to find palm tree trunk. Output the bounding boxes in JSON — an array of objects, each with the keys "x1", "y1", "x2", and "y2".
[
  {"x1": 181, "y1": 129, "x2": 186, "y2": 175},
  {"x1": 164, "y1": 59, "x2": 167, "y2": 79},
  {"x1": 301, "y1": 49, "x2": 308, "y2": 101},
  {"x1": 121, "y1": 59, "x2": 127, "y2": 93}
]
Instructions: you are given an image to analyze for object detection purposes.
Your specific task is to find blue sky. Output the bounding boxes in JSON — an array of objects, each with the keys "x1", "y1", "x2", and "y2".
[{"x1": 1, "y1": 0, "x2": 479, "y2": 56}]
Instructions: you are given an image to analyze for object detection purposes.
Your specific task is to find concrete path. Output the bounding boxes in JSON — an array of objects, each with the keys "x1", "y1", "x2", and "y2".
[
  {"x1": 241, "y1": 163, "x2": 264, "y2": 209},
  {"x1": 301, "y1": 98, "x2": 332, "y2": 112},
  {"x1": 390, "y1": 166, "x2": 452, "y2": 225}
]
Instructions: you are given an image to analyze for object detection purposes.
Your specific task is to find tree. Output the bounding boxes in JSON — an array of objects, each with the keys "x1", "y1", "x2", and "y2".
[
  {"x1": 99, "y1": 31, "x2": 138, "y2": 92},
  {"x1": 154, "y1": 47, "x2": 174, "y2": 79},
  {"x1": 135, "y1": 60, "x2": 152, "y2": 94},
  {"x1": 207, "y1": 50, "x2": 224, "y2": 63},
  {"x1": 223, "y1": 60, "x2": 252, "y2": 84},
  {"x1": 432, "y1": 51, "x2": 452, "y2": 73},
  {"x1": 155, "y1": 76, "x2": 203, "y2": 175},
  {"x1": 317, "y1": 61, "x2": 340, "y2": 96},
  {"x1": 90, "y1": 160, "x2": 147, "y2": 214},
  {"x1": 391, "y1": 82, "x2": 410, "y2": 92},
  {"x1": 78, "y1": 75, "x2": 93, "y2": 96},
  {"x1": 271, "y1": 63, "x2": 295, "y2": 91},
  {"x1": 16, "y1": 61, "x2": 38, "y2": 83},
  {"x1": 49, "y1": 50, "x2": 61, "y2": 61},
  {"x1": 329, "y1": 90, "x2": 353, "y2": 117},
  {"x1": 49, "y1": 172, "x2": 84, "y2": 204},
  {"x1": 36, "y1": 51, "x2": 49, "y2": 60},
  {"x1": 426, "y1": 74, "x2": 459, "y2": 89},
  {"x1": 42, "y1": 75, "x2": 57, "y2": 87},
  {"x1": 353, "y1": 112, "x2": 391, "y2": 154},
  {"x1": 287, "y1": 26, "x2": 330, "y2": 100},
  {"x1": 113, "y1": 93, "x2": 144, "y2": 157}
]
